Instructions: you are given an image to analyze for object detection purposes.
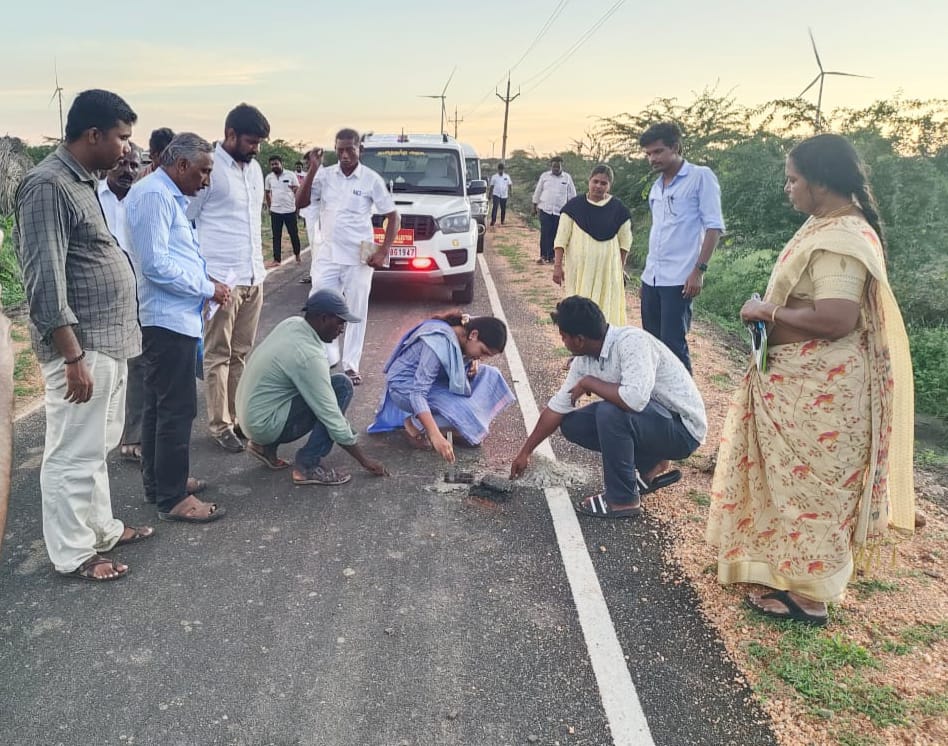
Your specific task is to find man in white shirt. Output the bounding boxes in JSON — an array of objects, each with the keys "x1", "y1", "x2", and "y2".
[
  {"x1": 264, "y1": 155, "x2": 301, "y2": 266},
  {"x1": 187, "y1": 103, "x2": 270, "y2": 453},
  {"x1": 511, "y1": 295, "x2": 706, "y2": 520},
  {"x1": 295, "y1": 128, "x2": 398, "y2": 385},
  {"x1": 487, "y1": 162, "x2": 512, "y2": 228},
  {"x1": 531, "y1": 156, "x2": 576, "y2": 264},
  {"x1": 98, "y1": 145, "x2": 145, "y2": 464}
]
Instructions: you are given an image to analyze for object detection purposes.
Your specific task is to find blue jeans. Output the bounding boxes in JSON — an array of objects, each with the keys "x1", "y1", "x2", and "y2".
[
  {"x1": 538, "y1": 210, "x2": 560, "y2": 261},
  {"x1": 560, "y1": 399, "x2": 699, "y2": 506},
  {"x1": 640, "y1": 282, "x2": 693, "y2": 373},
  {"x1": 273, "y1": 374, "x2": 353, "y2": 469}
]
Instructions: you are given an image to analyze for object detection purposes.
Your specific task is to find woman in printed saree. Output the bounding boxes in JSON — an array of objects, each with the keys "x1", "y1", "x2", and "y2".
[
  {"x1": 552, "y1": 164, "x2": 632, "y2": 326},
  {"x1": 368, "y1": 312, "x2": 515, "y2": 464},
  {"x1": 706, "y1": 134, "x2": 915, "y2": 626}
]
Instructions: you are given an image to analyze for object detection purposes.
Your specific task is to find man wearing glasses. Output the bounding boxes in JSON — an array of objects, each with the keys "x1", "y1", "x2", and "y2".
[{"x1": 639, "y1": 122, "x2": 724, "y2": 373}]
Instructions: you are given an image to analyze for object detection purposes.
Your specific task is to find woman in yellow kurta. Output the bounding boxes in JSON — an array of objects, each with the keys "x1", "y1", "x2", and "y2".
[
  {"x1": 552, "y1": 165, "x2": 632, "y2": 326},
  {"x1": 706, "y1": 134, "x2": 915, "y2": 626}
]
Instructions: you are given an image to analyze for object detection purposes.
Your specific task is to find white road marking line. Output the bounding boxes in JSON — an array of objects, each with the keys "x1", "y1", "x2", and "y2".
[{"x1": 478, "y1": 255, "x2": 654, "y2": 746}]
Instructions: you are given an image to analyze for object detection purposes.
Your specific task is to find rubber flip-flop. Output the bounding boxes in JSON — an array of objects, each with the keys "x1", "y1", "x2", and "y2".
[
  {"x1": 574, "y1": 493, "x2": 642, "y2": 520},
  {"x1": 247, "y1": 442, "x2": 291, "y2": 471},
  {"x1": 745, "y1": 590, "x2": 828, "y2": 626},
  {"x1": 112, "y1": 525, "x2": 155, "y2": 548},
  {"x1": 636, "y1": 469, "x2": 682, "y2": 496}
]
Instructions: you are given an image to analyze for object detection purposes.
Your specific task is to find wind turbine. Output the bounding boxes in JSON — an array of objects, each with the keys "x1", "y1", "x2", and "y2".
[
  {"x1": 49, "y1": 60, "x2": 64, "y2": 142},
  {"x1": 419, "y1": 67, "x2": 456, "y2": 136},
  {"x1": 798, "y1": 28, "x2": 869, "y2": 131}
]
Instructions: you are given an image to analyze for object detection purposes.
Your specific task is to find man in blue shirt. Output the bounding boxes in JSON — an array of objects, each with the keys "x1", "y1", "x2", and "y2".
[
  {"x1": 126, "y1": 133, "x2": 231, "y2": 524},
  {"x1": 639, "y1": 123, "x2": 725, "y2": 373}
]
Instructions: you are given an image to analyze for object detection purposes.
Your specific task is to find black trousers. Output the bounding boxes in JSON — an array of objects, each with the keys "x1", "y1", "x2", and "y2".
[
  {"x1": 270, "y1": 211, "x2": 301, "y2": 262},
  {"x1": 538, "y1": 210, "x2": 560, "y2": 261},
  {"x1": 141, "y1": 326, "x2": 198, "y2": 512},
  {"x1": 490, "y1": 196, "x2": 508, "y2": 225}
]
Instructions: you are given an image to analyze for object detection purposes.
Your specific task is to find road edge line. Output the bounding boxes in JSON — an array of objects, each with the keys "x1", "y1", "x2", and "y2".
[{"x1": 477, "y1": 254, "x2": 654, "y2": 746}]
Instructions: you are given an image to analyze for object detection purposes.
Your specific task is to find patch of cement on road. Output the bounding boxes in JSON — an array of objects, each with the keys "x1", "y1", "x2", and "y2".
[
  {"x1": 510, "y1": 454, "x2": 592, "y2": 489},
  {"x1": 13, "y1": 539, "x2": 48, "y2": 575},
  {"x1": 28, "y1": 616, "x2": 65, "y2": 639}
]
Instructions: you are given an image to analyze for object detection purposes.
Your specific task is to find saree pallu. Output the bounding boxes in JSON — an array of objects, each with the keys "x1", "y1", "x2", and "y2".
[
  {"x1": 706, "y1": 215, "x2": 914, "y2": 602},
  {"x1": 706, "y1": 334, "x2": 871, "y2": 601}
]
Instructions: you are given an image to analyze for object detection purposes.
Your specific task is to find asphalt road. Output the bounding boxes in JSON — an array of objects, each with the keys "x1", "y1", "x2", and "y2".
[{"x1": 0, "y1": 245, "x2": 776, "y2": 746}]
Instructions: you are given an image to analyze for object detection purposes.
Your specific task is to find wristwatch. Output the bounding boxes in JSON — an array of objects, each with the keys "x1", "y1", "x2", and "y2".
[{"x1": 695, "y1": 262, "x2": 709, "y2": 273}]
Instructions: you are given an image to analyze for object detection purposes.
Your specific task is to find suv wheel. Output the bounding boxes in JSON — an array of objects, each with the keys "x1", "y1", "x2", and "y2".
[
  {"x1": 476, "y1": 232, "x2": 485, "y2": 254},
  {"x1": 452, "y1": 280, "x2": 474, "y2": 304}
]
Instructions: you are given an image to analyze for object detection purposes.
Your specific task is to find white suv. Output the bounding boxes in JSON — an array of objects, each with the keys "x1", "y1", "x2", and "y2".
[{"x1": 362, "y1": 133, "x2": 484, "y2": 304}]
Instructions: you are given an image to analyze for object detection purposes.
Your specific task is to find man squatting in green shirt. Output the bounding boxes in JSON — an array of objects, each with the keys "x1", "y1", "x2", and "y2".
[{"x1": 235, "y1": 288, "x2": 388, "y2": 485}]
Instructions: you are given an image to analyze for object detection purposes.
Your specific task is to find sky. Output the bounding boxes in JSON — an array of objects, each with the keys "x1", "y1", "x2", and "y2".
[{"x1": 1, "y1": 0, "x2": 945, "y2": 159}]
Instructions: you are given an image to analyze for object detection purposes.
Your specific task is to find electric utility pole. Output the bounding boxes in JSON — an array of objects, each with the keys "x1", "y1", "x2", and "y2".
[
  {"x1": 495, "y1": 73, "x2": 520, "y2": 162},
  {"x1": 448, "y1": 106, "x2": 463, "y2": 139}
]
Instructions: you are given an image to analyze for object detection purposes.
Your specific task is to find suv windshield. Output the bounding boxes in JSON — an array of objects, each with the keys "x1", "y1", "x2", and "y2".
[
  {"x1": 464, "y1": 157, "x2": 480, "y2": 184},
  {"x1": 362, "y1": 148, "x2": 464, "y2": 195}
]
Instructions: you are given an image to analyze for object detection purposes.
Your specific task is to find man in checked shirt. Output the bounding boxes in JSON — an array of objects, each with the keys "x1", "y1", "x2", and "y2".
[{"x1": 13, "y1": 90, "x2": 153, "y2": 582}]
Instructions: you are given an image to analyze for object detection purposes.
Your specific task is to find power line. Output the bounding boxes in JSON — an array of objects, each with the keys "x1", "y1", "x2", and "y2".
[
  {"x1": 508, "y1": 0, "x2": 570, "y2": 74},
  {"x1": 520, "y1": 0, "x2": 627, "y2": 94},
  {"x1": 462, "y1": 0, "x2": 571, "y2": 119}
]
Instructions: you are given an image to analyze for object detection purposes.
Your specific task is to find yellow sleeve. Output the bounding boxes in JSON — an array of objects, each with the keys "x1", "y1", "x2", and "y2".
[
  {"x1": 554, "y1": 214, "x2": 574, "y2": 251},
  {"x1": 809, "y1": 249, "x2": 869, "y2": 302},
  {"x1": 616, "y1": 218, "x2": 632, "y2": 251}
]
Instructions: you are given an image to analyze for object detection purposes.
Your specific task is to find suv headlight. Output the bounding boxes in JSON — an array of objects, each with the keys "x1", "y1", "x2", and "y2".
[
  {"x1": 437, "y1": 211, "x2": 471, "y2": 234},
  {"x1": 469, "y1": 201, "x2": 487, "y2": 216}
]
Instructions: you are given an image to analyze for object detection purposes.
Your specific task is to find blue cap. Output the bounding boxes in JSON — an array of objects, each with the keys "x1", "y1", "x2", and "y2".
[{"x1": 302, "y1": 288, "x2": 361, "y2": 323}]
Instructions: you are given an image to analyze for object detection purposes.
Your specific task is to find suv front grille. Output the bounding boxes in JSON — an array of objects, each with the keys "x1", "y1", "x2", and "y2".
[{"x1": 374, "y1": 214, "x2": 437, "y2": 241}]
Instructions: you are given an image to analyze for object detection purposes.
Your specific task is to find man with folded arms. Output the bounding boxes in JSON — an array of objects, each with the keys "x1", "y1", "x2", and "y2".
[
  {"x1": 126, "y1": 133, "x2": 231, "y2": 523},
  {"x1": 236, "y1": 289, "x2": 387, "y2": 486},
  {"x1": 510, "y1": 295, "x2": 707, "y2": 519}
]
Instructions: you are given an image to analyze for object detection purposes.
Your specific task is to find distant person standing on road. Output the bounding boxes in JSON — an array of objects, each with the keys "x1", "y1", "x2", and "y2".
[
  {"x1": 97, "y1": 144, "x2": 147, "y2": 464},
  {"x1": 532, "y1": 156, "x2": 576, "y2": 264},
  {"x1": 264, "y1": 155, "x2": 301, "y2": 266},
  {"x1": 295, "y1": 128, "x2": 399, "y2": 386},
  {"x1": 187, "y1": 103, "x2": 270, "y2": 454},
  {"x1": 488, "y1": 162, "x2": 512, "y2": 228},
  {"x1": 13, "y1": 89, "x2": 152, "y2": 581},
  {"x1": 126, "y1": 133, "x2": 230, "y2": 524},
  {"x1": 640, "y1": 122, "x2": 725, "y2": 373},
  {"x1": 236, "y1": 289, "x2": 388, "y2": 486},
  {"x1": 511, "y1": 296, "x2": 706, "y2": 519},
  {"x1": 552, "y1": 164, "x2": 632, "y2": 326}
]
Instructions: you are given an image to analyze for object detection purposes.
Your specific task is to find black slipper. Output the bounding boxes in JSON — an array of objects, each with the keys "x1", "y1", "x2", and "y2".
[
  {"x1": 745, "y1": 590, "x2": 828, "y2": 626},
  {"x1": 636, "y1": 469, "x2": 681, "y2": 496},
  {"x1": 574, "y1": 493, "x2": 642, "y2": 520}
]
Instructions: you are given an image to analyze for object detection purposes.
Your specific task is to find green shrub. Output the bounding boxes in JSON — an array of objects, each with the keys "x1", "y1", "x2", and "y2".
[
  {"x1": 908, "y1": 326, "x2": 948, "y2": 420},
  {"x1": 0, "y1": 214, "x2": 23, "y2": 308}
]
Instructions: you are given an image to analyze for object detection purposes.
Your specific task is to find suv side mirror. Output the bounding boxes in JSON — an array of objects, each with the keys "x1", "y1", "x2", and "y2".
[{"x1": 468, "y1": 179, "x2": 487, "y2": 196}]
